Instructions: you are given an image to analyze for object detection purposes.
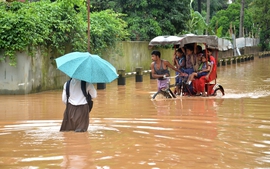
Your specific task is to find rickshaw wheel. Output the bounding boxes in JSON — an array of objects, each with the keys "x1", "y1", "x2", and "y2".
[
  {"x1": 213, "y1": 85, "x2": 225, "y2": 97},
  {"x1": 152, "y1": 91, "x2": 167, "y2": 99},
  {"x1": 152, "y1": 90, "x2": 174, "y2": 99},
  {"x1": 213, "y1": 89, "x2": 223, "y2": 97}
]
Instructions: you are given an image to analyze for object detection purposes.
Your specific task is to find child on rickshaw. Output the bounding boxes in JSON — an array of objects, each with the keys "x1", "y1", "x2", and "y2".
[{"x1": 186, "y1": 54, "x2": 211, "y2": 86}]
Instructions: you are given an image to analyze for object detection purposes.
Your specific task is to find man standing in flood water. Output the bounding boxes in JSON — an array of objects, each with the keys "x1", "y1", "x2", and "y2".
[{"x1": 150, "y1": 50, "x2": 184, "y2": 91}]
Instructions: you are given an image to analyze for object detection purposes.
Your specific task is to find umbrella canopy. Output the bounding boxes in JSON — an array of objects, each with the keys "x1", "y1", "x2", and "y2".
[{"x1": 55, "y1": 52, "x2": 118, "y2": 83}]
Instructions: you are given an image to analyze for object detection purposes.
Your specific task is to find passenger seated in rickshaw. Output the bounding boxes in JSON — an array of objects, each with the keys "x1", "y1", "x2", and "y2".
[
  {"x1": 193, "y1": 44, "x2": 203, "y2": 72},
  {"x1": 179, "y1": 44, "x2": 197, "y2": 95},
  {"x1": 173, "y1": 48, "x2": 186, "y2": 95},
  {"x1": 204, "y1": 48, "x2": 216, "y2": 81},
  {"x1": 186, "y1": 54, "x2": 211, "y2": 87},
  {"x1": 193, "y1": 48, "x2": 217, "y2": 96},
  {"x1": 181, "y1": 45, "x2": 196, "y2": 77},
  {"x1": 182, "y1": 44, "x2": 202, "y2": 80}
]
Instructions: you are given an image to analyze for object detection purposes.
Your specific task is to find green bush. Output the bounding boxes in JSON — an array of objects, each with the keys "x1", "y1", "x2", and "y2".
[
  {"x1": 0, "y1": 0, "x2": 129, "y2": 66},
  {"x1": 90, "y1": 9, "x2": 129, "y2": 54}
]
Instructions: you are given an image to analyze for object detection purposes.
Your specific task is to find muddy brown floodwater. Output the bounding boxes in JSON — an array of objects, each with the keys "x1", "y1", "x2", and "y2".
[{"x1": 0, "y1": 56, "x2": 270, "y2": 169}]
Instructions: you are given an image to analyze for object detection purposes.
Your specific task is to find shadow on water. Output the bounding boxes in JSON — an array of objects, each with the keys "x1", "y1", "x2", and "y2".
[{"x1": 0, "y1": 56, "x2": 270, "y2": 168}]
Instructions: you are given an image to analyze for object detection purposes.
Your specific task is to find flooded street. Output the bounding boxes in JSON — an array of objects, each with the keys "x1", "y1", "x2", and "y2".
[{"x1": 0, "y1": 56, "x2": 270, "y2": 169}]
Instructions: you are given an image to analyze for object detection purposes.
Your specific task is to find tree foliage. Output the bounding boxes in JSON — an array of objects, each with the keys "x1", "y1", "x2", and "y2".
[
  {"x1": 209, "y1": 2, "x2": 253, "y2": 38},
  {"x1": 192, "y1": 0, "x2": 229, "y2": 18},
  {"x1": 0, "y1": 0, "x2": 129, "y2": 66},
  {"x1": 185, "y1": 0, "x2": 212, "y2": 35},
  {"x1": 89, "y1": 10, "x2": 129, "y2": 53},
  {"x1": 91, "y1": 0, "x2": 190, "y2": 40},
  {"x1": 0, "y1": 0, "x2": 265, "y2": 67},
  {"x1": 249, "y1": 0, "x2": 270, "y2": 50}
]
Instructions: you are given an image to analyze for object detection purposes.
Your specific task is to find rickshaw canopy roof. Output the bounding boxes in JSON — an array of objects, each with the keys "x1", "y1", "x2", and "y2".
[{"x1": 149, "y1": 34, "x2": 219, "y2": 49}]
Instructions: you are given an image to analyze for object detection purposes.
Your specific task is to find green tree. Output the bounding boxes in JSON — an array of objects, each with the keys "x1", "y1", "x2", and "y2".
[
  {"x1": 186, "y1": 0, "x2": 212, "y2": 35},
  {"x1": 91, "y1": 0, "x2": 190, "y2": 40},
  {"x1": 192, "y1": 0, "x2": 229, "y2": 18},
  {"x1": 89, "y1": 10, "x2": 129, "y2": 54},
  {"x1": 249, "y1": 0, "x2": 270, "y2": 50},
  {"x1": 0, "y1": 0, "x2": 129, "y2": 66},
  {"x1": 209, "y1": 2, "x2": 253, "y2": 38}
]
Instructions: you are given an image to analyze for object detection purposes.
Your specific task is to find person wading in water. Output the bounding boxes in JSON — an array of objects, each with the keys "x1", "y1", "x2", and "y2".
[
  {"x1": 150, "y1": 50, "x2": 185, "y2": 91},
  {"x1": 60, "y1": 78, "x2": 97, "y2": 132}
]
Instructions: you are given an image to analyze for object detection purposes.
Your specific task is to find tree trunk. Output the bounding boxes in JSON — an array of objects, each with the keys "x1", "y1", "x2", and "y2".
[
  {"x1": 206, "y1": 0, "x2": 210, "y2": 34},
  {"x1": 239, "y1": 0, "x2": 245, "y2": 37},
  {"x1": 198, "y1": 0, "x2": 201, "y2": 13}
]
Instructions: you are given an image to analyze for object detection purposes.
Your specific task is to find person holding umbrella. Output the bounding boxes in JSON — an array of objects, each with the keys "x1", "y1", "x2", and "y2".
[
  {"x1": 55, "y1": 52, "x2": 118, "y2": 132},
  {"x1": 60, "y1": 78, "x2": 97, "y2": 132}
]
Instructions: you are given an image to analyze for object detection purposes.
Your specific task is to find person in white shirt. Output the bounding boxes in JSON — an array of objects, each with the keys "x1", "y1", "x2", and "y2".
[{"x1": 60, "y1": 78, "x2": 97, "y2": 132}]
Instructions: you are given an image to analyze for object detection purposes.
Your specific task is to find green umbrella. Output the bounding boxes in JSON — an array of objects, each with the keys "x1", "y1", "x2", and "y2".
[{"x1": 55, "y1": 52, "x2": 118, "y2": 83}]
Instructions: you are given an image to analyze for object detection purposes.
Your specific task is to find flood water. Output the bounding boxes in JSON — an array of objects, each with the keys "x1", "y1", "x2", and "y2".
[{"x1": 0, "y1": 56, "x2": 270, "y2": 169}]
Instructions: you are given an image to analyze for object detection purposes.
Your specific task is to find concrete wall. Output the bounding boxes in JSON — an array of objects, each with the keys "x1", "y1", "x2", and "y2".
[
  {"x1": 0, "y1": 42, "x2": 261, "y2": 95},
  {"x1": 0, "y1": 49, "x2": 66, "y2": 94},
  {"x1": 218, "y1": 46, "x2": 261, "y2": 58},
  {"x1": 103, "y1": 41, "x2": 175, "y2": 72}
]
